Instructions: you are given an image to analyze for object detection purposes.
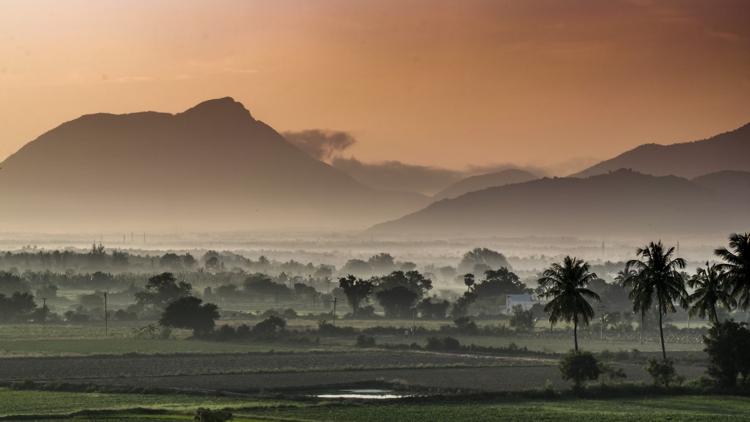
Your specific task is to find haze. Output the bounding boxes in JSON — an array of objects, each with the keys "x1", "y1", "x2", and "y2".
[{"x1": 2, "y1": 0, "x2": 749, "y2": 171}]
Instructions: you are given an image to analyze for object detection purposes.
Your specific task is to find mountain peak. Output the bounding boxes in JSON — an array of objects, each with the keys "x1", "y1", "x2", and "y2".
[{"x1": 179, "y1": 97, "x2": 254, "y2": 122}]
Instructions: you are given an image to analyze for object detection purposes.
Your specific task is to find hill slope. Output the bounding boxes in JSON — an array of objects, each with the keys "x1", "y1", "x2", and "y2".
[
  {"x1": 0, "y1": 98, "x2": 425, "y2": 231},
  {"x1": 573, "y1": 122, "x2": 750, "y2": 178},
  {"x1": 370, "y1": 169, "x2": 750, "y2": 238},
  {"x1": 432, "y1": 169, "x2": 537, "y2": 201}
]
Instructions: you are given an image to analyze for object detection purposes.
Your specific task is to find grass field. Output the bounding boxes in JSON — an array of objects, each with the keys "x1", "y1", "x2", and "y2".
[
  {"x1": 245, "y1": 395, "x2": 750, "y2": 421},
  {"x1": 2, "y1": 389, "x2": 749, "y2": 421},
  {"x1": 0, "y1": 322, "x2": 704, "y2": 357}
]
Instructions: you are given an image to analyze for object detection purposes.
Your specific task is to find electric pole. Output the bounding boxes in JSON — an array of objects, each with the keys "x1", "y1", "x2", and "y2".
[
  {"x1": 103, "y1": 291, "x2": 108, "y2": 337},
  {"x1": 332, "y1": 297, "x2": 337, "y2": 326}
]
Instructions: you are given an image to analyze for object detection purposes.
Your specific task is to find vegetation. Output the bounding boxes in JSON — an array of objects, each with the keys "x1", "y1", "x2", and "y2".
[
  {"x1": 537, "y1": 256, "x2": 600, "y2": 352},
  {"x1": 624, "y1": 241, "x2": 688, "y2": 360}
]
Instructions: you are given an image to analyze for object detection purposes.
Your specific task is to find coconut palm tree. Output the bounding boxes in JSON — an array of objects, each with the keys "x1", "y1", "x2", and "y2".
[
  {"x1": 617, "y1": 266, "x2": 651, "y2": 344},
  {"x1": 688, "y1": 262, "x2": 732, "y2": 324},
  {"x1": 625, "y1": 241, "x2": 687, "y2": 360},
  {"x1": 715, "y1": 233, "x2": 750, "y2": 309},
  {"x1": 537, "y1": 256, "x2": 600, "y2": 352}
]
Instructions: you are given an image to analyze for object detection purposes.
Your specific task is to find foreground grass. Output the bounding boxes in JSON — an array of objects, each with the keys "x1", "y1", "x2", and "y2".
[
  {"x1": 245, "y1": 395, "x2": 750, "y2": 421},
  {"x1": 3, "y1": 388, "x2": 750, "y2": 422},
  {"x1": 0, "y1": 388, "x2": 290, "y2": 417}
]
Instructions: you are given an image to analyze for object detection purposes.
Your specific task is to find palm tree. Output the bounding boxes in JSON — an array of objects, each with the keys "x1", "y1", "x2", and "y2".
[
  {"x1": 463, "y1": 273, "x2": 475, "y2": 292},
  {"x1": 537, "y1": 256, "x2": 600, "y2": 352},
  {"x1": 617, "y1": 267, "x2": 650, "y2": 344},
  {"x1": 688, "y1": 262, "x2": 732, "y2": 324},
  {"x1": 625, "y1": 241, "x2": 688, "y2": 360},
  {"x1": 715, "y1": 233, "x2": 750, "y2": 309}
]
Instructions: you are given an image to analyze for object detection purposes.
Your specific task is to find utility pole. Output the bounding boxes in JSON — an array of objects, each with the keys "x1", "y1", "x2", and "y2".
[
  {"x1": 332, "y1": 297, "x2": 337, "y2": 326},
  {"x1": 103, "y1": 291, "x2": 108, "y2": 337},
  {"x1": 41, "y1": 297, "x2": 47, "y2": 328}
]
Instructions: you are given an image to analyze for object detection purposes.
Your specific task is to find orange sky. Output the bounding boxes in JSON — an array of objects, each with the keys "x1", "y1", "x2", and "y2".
[{"x1": 1, "y1": 0, "x2": 749, "y2": 171}]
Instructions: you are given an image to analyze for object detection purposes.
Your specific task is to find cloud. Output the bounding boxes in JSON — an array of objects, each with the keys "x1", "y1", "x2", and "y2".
[{"x1": 283, "y1": 129, "x2": 356, "y2": 161}]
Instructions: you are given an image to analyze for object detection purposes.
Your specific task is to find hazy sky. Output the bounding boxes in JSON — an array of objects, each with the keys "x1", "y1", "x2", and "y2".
[{"x1": 1, "y1": 0, "x2": 749, "y2": 171}]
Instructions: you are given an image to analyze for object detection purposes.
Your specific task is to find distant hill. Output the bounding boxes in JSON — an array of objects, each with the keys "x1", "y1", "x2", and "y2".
[
  {"x1": 692, "y1": 170, "x2": 750, "y2": 199},
  {"x1": 432, "y1": 169, "x2": 537, "y2": 201},
  {"x1": 370, "y1": 169, "x2": 750, "y2": 238},
  {"x1": 0, "y1": 98, "x2": 426, "y2": 232},
  {"x1": 573, "y1": 122, "x2": 750, "y2": 178}
]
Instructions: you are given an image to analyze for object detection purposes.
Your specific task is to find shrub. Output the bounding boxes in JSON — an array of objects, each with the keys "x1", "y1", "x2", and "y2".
[
  {"x1": 356, "y1": 334, "x2": 376, "y2": 347},
  {"x1": 251, "y1": 316, "x2": 286, "y2": 338},
  {"x1": 194, "y1": 408, "x2": 232, "y2": 422},
  {"x1": 646, "y1": 358, "x2": 681, "y2": 387},
  {"x1": 453, "y1": 317, "x2": 478, "y2": 334},
  {"x1": 425, "y1": 336, "x2": 461, "y2": 351},
  {"x1": 703, "y1": 320, "x2": 750, "y2": 388},
  {"x1": 559, "y1": 351, "x2": 601, "y2": 390}
]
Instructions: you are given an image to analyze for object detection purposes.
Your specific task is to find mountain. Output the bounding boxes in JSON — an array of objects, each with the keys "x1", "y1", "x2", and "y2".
[
  {"x1": 432, "y1": 169, "x2": 537, "y2": 201},
  {"x1": 370, "y1": 169, "x2": 750, "y2": 238},
  {"x1": 692, "y1": 170, "x2": 750, "y2": 199},
  {"x1": 573, "y1": 122, "x2": 750, "y2": 178},
  {"x1": 0, "y1": 98, "x2": 426, "y2": 232}
]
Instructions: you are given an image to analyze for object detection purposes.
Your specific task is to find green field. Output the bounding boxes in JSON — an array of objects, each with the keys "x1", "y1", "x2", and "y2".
[
  {"x1": 2, "y1": 389, "x2": 749, "y2": 421},
  {"x1": 0, "y1": 322, "x2": 704, "y2": 357}
]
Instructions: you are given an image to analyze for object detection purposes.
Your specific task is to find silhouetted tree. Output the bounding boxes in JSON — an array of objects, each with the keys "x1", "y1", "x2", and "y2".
[
  {"x1": 715, "y1": 233, "x2": 750, "y2": 309},
  {"x1": 338, "y1": 275, "x2": 375, "y2": 317},
  {"x1": 703, "y1": 320, "x2": 750, "y2": 388},
  {"x1": 538, "y1": 256, "x2": 600, "y2": 352},
  {"x1": 625, "y1": 241, "x2": 687, "y2": 360},
  {"x1": 458, "y1": 247, "x2": 510, "y2": 275},
  {"x1": 159, "y1": 296, "x2": 219, "y2": 336},
  {"x1": 689, "y1": 262, "x2": 733, "y2": 324},
  {"x1": 135, "y1": 272, "x2": 192, "y2": 309}
]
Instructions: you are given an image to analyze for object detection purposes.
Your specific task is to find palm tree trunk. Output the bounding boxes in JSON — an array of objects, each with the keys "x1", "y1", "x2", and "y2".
[
  {"x1": 573, "y1": 319, "x2": 579, "y2": 352},
  {"x1": 657, "y1": 297, "x2": 666, "y2": 361},
  {"x1": 640, "y1": 313, "x2": 644, "y2": 344}
]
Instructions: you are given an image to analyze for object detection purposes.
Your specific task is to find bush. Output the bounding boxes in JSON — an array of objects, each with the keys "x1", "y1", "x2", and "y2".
[
  {"x1": 356, "y1": 334, "x2": 376, "y2": 347},
  {"x1": 559, "y1": 351, "x2": 601, "y2": 390},
  {"x1": 703, "y1": 320, "x2": 750, "y2": 388},
  {"x1": 425, "y1": 336, "x2": 461, "y2": 351},
  {"x1": 194, "y1": 408, "x2": 232, "y2": 422},
  {"x1": 646, "y1": 358, "x2": 681, "y2": 387},
  {"x1": 453, "y1": 317, "x2": 478, "y2": 334}
]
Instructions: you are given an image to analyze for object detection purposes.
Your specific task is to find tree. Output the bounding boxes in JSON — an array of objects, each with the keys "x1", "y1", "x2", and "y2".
[
  {"x1": 537, "y1": 256, "x2": 600, "y2": 352},
  {"x1": 367, "y1": 253, "x2": 396, "y2": 274},
  {"x1": 338, "y1": 275, "x2": 375, "y2": 317},
  {"x1": 0, "y1": 292, "x2": 37, "y2": 322},
  {"x1": 458, "y1": 248, "x2": 511, "y2": 275},
  {"x1": 617, "y1": 266, "x2": 651, "y2": 343},
  {"x1": 472, "y1": 267, "x2": 528, "y2": 299},
  {"x1": 715, "y1": 233, "x2": 750, "y2": 309},
  {"x1": 625, "y1": 241, "x2": 688, "y2": 360},
  {"x1": 376, "y1": 286, "x2": 419, "y2": 318},
  {"x1": 703, "y1": 320, "x2": 750, "y2": 388},
  {"x1": 375, "y1": 271, "x2": 432, "y2": 318},
  {"x1": 417, "y1": 297, "x2": 450, "y2": 319},
  {"x1": 159, "y1": 296, "x2": 219, "y2": 336},
  {"x1": 135, "y1": 273, "x2": 192, "y2": 309},
  {"x1": 463, "y1": 273, "x2": 475, "y2": 292},
  {"x1": 509, "y1": 305, "x2": 535, "y2": 332},
  {"x1": 251, "y1": 315, "x2": 287, "y2": 338},
  {"x1": 688, "y1": 262, "x2": 733, "y2": 324}
]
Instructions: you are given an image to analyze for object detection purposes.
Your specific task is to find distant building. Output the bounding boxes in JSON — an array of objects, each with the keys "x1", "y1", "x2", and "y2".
[{"x1": 505, "y1": 294, "x2": 536, "y2": 314}]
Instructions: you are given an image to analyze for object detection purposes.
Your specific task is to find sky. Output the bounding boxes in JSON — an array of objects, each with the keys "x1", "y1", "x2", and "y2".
[{"x1": 1, "y1": 0, "x2": 749, "y2": 172}]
